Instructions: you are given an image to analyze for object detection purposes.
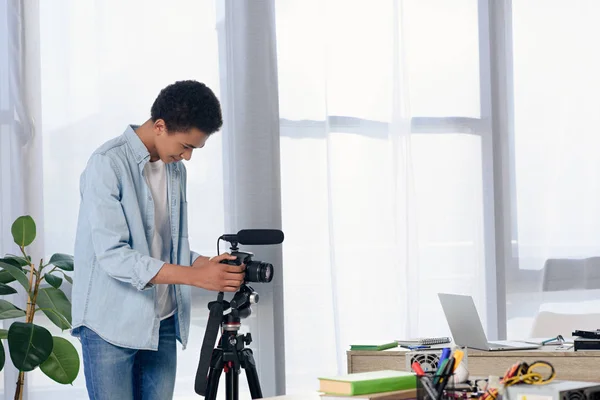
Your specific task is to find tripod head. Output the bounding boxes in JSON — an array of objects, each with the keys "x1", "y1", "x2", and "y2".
[
  {"x1": 210, "y1": 239, "x2": 263, "y2": 325},
  {"x1": 207, "y1": 283, "x2": 259, "y2": 326}
]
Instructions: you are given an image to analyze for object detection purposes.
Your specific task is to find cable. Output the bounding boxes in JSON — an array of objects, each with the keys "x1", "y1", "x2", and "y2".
[
  {"x1": 511, "y1": 361, "x2": 554, "y2": 385},
  {"x1": 481, "y1": 361, "x2": 555, "y2": 400},
  {"x1": 502, "y1": 361, "x2": 555, "y2": 387}
]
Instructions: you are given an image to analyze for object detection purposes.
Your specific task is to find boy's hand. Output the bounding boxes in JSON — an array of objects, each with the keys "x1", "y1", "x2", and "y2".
[{"x1": 191, "y1": 253, "x2": 245, "y2": 292}]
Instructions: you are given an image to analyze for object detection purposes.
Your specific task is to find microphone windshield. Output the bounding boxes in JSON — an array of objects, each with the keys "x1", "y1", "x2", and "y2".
[{"x1": 236, "y1": 229, "x2": 284, "y2": 245}]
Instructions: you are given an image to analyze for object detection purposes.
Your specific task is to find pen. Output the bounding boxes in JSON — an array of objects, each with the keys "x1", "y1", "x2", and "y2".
[
  {"x1": 401, "y1": 345, "x2": 430, "y2": 350},
  {"x1": 412, "y1": 362, "x2": 438, "y2": 399},
  {"x1": 420, "y1": 375, "x2": 439, "y2": 400}
]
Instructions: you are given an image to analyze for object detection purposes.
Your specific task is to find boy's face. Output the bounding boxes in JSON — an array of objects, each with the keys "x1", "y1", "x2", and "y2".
[{"x1": 153, "y1": 119, "x2": 209, "y2": 163}]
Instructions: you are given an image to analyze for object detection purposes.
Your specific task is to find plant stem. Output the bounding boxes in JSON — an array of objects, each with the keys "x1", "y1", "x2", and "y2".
[
  {"x1": 16, "y1": 255, "x2": 43, "y2": 400},
  {"x1": 14, "y1": 372, "x2": 24, "y2": 400},
  {"x1": 29, "y1": 260, "x2": 43, "y2": 324},
  {"x1": 23, "y1": 256, "x2": 37, "y2": 323}
]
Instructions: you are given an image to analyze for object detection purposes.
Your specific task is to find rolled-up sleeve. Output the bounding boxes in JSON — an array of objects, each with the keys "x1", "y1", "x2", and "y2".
[
  {"x1": 82, "y1": 153, "x2": 163, "y2": 290},
  {"x1": 191, "y1": 251, "x2": 202, "y2": 265}
]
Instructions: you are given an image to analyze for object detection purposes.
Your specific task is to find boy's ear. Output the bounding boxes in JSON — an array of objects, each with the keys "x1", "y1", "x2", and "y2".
[{"x1": 153, "y1": 119, "x2": 167, "y2": 135}]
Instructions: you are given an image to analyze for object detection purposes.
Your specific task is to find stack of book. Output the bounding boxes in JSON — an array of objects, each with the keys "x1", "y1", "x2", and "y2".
[{"x1": 318, "y1": 370, "x2": 417, "y2": 400}]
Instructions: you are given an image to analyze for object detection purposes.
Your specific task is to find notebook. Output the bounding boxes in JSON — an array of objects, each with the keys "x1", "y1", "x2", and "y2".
[
  {"x1": 321, "y1": 388, "x2": 417, "y2": 400},
  {"x1": 350, "y1": 342, "x2": 398, "y2": 351},
  {"x1": 396, "y1": 337, "x2": 450, "y2": 346},
  {"x1": 318, "y1": 370, "x2": 416, "y2": 396}
]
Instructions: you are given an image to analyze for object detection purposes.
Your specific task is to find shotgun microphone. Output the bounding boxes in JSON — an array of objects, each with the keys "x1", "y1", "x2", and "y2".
[{"x1": 220, "y1": 229, "x2": 284, "y2": 245}]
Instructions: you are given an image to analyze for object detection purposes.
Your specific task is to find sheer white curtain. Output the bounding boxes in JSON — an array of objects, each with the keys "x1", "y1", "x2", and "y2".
[
  {"x1": 1, "y1": 0, "x2": 47, "y2": 398},
  {"x1": 276, "y1": 0, "x2": 491, "y2": 393},
  {"x1": 33, "y1": 1, "x2": 227, "y2": 398},
  {"x1": 216, "y1": 0, "x2": 285, "y2": 397},
  {"x1": 505, "y1": 0, "x2": 600, "y2": 338},
  {"x1": 1, "y1": 0, "x2": 28, "y2": 397}
]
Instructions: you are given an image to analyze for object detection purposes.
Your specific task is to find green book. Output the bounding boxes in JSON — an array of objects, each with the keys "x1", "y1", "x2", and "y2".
[
  {"x1": 350, "y1": 342, "x2": 398, "y2": 351},
  {"x1": 318, "y1": 370, "x2": 417, "y2": 396}
]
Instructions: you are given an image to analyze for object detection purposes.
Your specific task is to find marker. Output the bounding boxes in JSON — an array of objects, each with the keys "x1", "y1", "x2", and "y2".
[
  {"x1": 436, "y1": 357, "x2": 455, "y2": 392},
  {"x1": 433, "y1": 358, "x2": 448, "y2": 387},
  {"x1": 452, "y1": 350, "x2": 464, "y2": 372},
  {"x1": 435, "y1": 359, "x2": 448, "y2": 376},
  {"x1": 438, "y1": 348, "x2": 451, "y2": 368},
  {"x1": 411, "y1": 362, "x2": 425, "y2": 376}
]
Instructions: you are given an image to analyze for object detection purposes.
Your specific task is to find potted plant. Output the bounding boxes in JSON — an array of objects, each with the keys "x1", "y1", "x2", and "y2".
[{"x1": 0, "y1": 215, "x2": 79, "y2": 400}]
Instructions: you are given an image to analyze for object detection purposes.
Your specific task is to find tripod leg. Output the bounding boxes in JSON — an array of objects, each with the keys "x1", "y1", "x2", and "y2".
[
  {"x1": 241, "y1": 348, "x2": 263, "y2": 399},
  {"x1": 205, "y1": 349, "x2": 224, "y2": 400},
  {"x1": 225, "y1": 365, "x2": 239, "y2": 400}
]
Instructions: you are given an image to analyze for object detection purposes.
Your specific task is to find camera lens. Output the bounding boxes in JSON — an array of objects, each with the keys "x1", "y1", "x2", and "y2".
[{"x1": 245, "y1": 261, "x2": 274, "y2": 283}]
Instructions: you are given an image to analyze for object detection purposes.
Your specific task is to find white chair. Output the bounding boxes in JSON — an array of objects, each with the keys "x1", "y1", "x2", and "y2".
[
  {"x1": 541, "y1": 257, "x2": 600, "y2": 291},
  {"x1": 528, "y1": 258, "x2": 600, "y2": 339},
  {"x1": 529, "y1": 311, "x2": 600, "y2": 338}
]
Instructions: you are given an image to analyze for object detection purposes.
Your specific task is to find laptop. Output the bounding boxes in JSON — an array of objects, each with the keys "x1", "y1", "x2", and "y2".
[{"x1": 438, "y1": 293, "x2": 540, "y2": 351}]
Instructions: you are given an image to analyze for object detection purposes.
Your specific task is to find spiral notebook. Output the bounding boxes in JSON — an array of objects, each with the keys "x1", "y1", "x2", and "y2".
[{"x1": 396, "y1": 337, "x2": 451, "y2": 346}]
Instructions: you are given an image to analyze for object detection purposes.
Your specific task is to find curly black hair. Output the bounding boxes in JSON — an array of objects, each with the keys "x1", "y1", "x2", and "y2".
[{"x1": 151, "y1": 80, "x2": 223, "y2": 135}]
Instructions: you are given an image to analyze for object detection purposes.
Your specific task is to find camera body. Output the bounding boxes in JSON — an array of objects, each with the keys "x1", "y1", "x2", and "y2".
[{"x1": 220, "y1": 251, "x2": 274, "y2": 283}]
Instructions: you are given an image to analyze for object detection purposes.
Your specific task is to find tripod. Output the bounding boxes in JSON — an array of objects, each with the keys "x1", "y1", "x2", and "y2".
[
  {"x1": 204, "y1": 312, "x2": 263, "y2": 400},
  {"x1": 196, "y1": 285, "x2": 264, "y2": 400}
]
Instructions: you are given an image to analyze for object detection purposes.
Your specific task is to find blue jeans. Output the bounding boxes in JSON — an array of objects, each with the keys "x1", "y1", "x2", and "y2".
[{"x1": 78, "y1": 316, "x2": 177, "y2": 400}]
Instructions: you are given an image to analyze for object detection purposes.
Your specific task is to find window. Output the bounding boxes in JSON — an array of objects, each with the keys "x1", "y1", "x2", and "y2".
[
  {"x1": 506, "y1": 0, "x2": 600, "y2": 339},
  {"x1": 276, "y1": 0, "x2": 494, "y2": 393}
]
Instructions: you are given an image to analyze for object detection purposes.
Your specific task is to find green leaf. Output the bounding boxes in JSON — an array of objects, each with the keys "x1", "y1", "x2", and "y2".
[
  {"x1": 36, "y1": 288, "x2": 71, "y2": 330},
  {"x1": 40, "y1": 337, "x2": 80, "y2": 384},
  {"x1": 44, "y1": 274, "x2": 62, "y2": 289},
  {"x1": 0, "y1": 283, "x2": 17, "y2": 295},
  {"x1": 0, "y1": 329, "x2": 8, "y2": 339},
  {"x1": 0, "y1": 271, "x2": 16, "y2": 285},
  {"x1": 0, "y1": 257, "x2": 28, "y2": 268},
  {"x1": 8, "y1": 322, "x2": 53, "y2": 371},
  {"x1": 0, "y1": 257, "x2": 25, "y2": 285},
  {"x1": 0, "y1": 300, "x2": 26, "y2": 320},
  {"x1": 11, "y1": 216, "x2": 36, "y2": 247},
  {"x1": 60, "y1": 272, "x2": 73, "y2": 285},
  {"x1": 0, "y1": 342, "x2": 4, "y2": 372},
  {"x1": 0, "y1": 262, "x2": 30, "y2": 292},
  {"x1": 48, "y1": 254, "x2": 74, "y2": 272}
]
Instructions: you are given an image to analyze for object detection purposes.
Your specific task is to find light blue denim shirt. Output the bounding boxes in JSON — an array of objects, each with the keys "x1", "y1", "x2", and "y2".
[{"x1": 71, "y1": 125, "x2": 202, "y2": 350}]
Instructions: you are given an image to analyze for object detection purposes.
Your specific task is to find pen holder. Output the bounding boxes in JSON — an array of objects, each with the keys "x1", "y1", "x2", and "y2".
[{"x1": 417, "y1": 373, "x2": 455, "y2": 400}]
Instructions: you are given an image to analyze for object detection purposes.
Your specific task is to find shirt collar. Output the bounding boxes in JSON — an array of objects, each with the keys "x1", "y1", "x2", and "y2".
[
  {"x1": 124, "y1": 124, "x2": 151, "y2": 164},
  {"x1": 123, "y1": 124, "x2": 181, "y2": 173}
]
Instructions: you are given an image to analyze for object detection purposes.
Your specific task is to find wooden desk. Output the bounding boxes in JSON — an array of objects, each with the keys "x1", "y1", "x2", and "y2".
[{"x1": 347, "y1": 347, "x2": 600, "y2": 382}]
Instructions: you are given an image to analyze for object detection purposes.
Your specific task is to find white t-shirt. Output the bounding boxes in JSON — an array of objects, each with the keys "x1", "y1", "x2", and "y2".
[{"x1": 144, "y1": 159, "x2": 177, "y2": 320}]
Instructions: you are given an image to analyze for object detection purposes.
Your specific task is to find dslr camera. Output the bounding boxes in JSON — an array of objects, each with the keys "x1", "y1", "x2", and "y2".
[
  {"x1": 220, "y1": 251, "x2": 273, "y2": 283},
  {"x1": 217, "y1": 228, "x2": 283, "y2": 284}
]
